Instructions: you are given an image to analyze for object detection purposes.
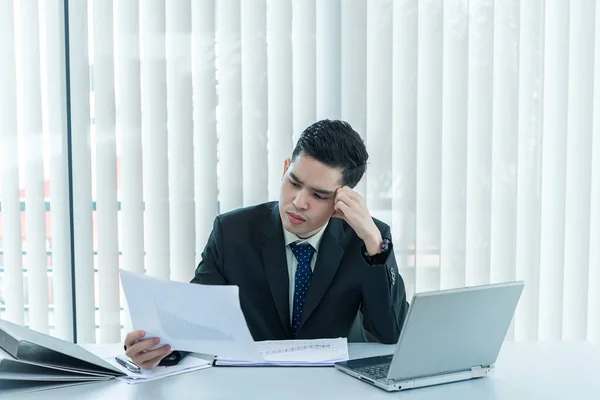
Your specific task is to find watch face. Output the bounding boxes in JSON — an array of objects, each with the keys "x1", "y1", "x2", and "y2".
[{"x1": 381, "y1": 238, "x2": 391, "y2": 252}]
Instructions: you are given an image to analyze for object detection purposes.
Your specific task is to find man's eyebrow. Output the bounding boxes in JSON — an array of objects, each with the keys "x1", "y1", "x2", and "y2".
[{"x1": 289, "y1": 172, "x2": 335, "y2": 196}]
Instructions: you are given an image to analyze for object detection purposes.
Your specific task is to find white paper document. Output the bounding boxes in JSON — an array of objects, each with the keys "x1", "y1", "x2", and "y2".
[
  {"x1": 214, "y1": 338, "x2": 350, "y2": 367},
  {"x1": 119, "y1": 269, "x2": 262, "y2": 361},
  {"x1": 80, "y1": 343, "x2": 212, "y2": 385}
]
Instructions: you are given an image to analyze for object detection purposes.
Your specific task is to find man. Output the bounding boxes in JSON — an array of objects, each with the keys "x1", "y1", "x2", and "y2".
[{"x1": 124, "y1": 119, "x2": 409, "y2": 369}]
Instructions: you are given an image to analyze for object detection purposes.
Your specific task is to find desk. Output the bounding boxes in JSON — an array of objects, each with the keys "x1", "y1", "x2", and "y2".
[{"x1": 8, "y1": 341, "x2": 600, "y2": 399}]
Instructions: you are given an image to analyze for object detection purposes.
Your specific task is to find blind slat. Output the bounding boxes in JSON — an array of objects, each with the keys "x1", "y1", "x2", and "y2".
[
  {"x1": 316, "y1": 0, "x2": 341, "y2": 120},
  {"x1": 116, "y1": 1, "x2": 144, "y2": 276},
  {"x1": 292, "y1": 0, "x2": 316, "y2": 141},
  {"x1": 266, "y1": 0, "x2": 292, "y2": 200},
  {"x1": 366, "y1": 0, "x2": 392, "y2": 220},
  {"x1": 0, "y1": 0, "x2": 25, "y2": 325},
  {"x1": 488, "y1": 0, "x2": 520, "y2": 347},
  {"x1": 69, "y1": 0, "x2": 97, "y2": 343},
  {"x1": 489, "y1": 0, "x2": 520, "y2": 298},
  {"x1": 440, "y1": 0, "x2": 468, "y2": 290},
  {"x1": 116, "y1": 0, "x2": 144, "y2": 335},
  {"x1": 241, "y1": 0, "x2": 268, "y2": 206},
  {"x1": 562, "y1": 0, "x2": 596, "y2": 340},
  {"x1": 140, "y1": 0, "x2": 170, "y2": 279},
  {"x1": 191, "y1": 0, "x2": 218, "y2": 259},
  {"x1": 43, "y1": 0, "x2": 73, "y2": 341},
  {"x1": 217, "y1": 0, "x2": 243, "y2": 213},
  {"x1": 341, "y1": 0, "x2": 367, "y2": 196},
  {"x1": 392, "y1": 0, "x2": 418, "y2": 299},
  {"x1": 0, "y1": 151, "x2": 25, "y2": 325},
  {"x1": 414, "y1": 0, "x2": 443, "y2": 293},
  {"x1": 514, "y1": 0, "x2": 545, "y2": 341},
  {"x1": 465, "y1": 0, "x2": 494, "y2": 287},
  {"x1": 19, "y1": 0, "x2": 49, "y2": 334},
  {"x1": 589, "y1": 0, "x2": 600, "y2": 348},
  {"x1": 93, "y1": 0, "x2": 120, "y2": 343},
  {"x1": 166, "y1": 0, "x2": 195, "y2": 282},
  {"x1": 538, "y1": 0, "x2": 570, "y2": 341}
]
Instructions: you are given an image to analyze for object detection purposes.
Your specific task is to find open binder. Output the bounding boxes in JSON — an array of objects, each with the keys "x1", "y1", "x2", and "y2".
[{"x1": 0, "y1": 319, "x2": 125, "y2": 396}]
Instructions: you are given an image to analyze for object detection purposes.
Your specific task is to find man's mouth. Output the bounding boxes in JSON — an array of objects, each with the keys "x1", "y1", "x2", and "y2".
[{"x1": 287, "y1": 212, "x2": 305, "y2": 224}]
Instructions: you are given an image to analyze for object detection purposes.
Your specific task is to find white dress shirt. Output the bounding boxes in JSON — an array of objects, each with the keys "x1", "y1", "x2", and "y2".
[{"x1": 282, "y1": 221, "x2": 329, "y2": 323}]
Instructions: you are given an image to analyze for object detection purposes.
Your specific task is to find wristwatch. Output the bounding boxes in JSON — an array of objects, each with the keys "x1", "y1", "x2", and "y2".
[
  {"x1": 123, "y1": 343, "x2": 184, "y2": 367},
  {"x1": 158, "y1": 351, "x2": 184, "y2": 366},
  {"x1": 361, "y1": 237, "x2": 392, "y2": 266}
]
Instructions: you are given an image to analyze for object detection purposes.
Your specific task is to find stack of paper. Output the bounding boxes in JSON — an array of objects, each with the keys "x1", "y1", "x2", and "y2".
[
  {"x1": 80, "y1": 343, "x2": 213, "y2": 384},
  {"x1": 119, "y1": 271, "x2": 351, "y2": 368},
  {"x1": 214, "y1": 338, "x2": 350, "y2": 367},
  {"x1": 120, "y1": 270, "x2": 262, "y2": 362}
]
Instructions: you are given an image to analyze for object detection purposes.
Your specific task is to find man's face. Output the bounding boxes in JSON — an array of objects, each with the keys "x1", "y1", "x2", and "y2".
[{"x1": 279, "y1": 154, "x2": 343, "y2": 238}]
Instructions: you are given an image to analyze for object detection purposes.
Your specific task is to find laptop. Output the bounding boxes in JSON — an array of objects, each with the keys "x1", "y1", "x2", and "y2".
[{"x1": 334, "y1": 281, "x2": 524, "y2": 391}]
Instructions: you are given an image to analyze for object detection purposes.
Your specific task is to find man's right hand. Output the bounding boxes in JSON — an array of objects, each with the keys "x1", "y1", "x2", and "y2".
[{"x1": 124, "y1": 330, "x2": 172, "y2": 369}]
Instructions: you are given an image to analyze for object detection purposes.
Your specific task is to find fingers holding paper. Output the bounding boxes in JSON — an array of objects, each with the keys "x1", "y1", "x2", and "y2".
[{"x1": 124, "y1": 330, "x2": 172, "y2": 369}]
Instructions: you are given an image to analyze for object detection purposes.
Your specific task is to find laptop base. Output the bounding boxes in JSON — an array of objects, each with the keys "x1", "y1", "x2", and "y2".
[{"x1": 335, "y1": 362, "x2": 493, "y2": 392}]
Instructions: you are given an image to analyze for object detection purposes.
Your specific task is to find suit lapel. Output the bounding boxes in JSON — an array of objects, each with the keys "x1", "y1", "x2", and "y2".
[
  {"x1": 261, "y1": 206, "x2": 291, "y2": 336},
  {"x1": 299, "y1": 218, "x2": 346, "y2": 330}
]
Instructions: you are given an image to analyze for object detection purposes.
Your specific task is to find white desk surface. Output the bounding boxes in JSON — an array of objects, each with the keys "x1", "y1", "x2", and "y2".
[{"x1": 8, "y1": 341, "x2": 600, "y2": 400}]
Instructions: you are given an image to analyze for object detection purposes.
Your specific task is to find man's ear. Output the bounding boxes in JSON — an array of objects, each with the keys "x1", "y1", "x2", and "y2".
[{"x1": 282, "y1": 158, "x2": 291, "y2": 179}]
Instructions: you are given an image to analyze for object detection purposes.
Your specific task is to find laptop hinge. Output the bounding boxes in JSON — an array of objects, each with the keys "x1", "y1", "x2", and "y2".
[{"x1": 471, "y1": 365, "x2": 492, "y2": 378}]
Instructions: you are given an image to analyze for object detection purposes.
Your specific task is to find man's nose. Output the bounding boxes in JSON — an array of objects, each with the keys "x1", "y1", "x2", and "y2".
[{"x1": 293, "y1": 190, "x2": 309, "y2": 209}]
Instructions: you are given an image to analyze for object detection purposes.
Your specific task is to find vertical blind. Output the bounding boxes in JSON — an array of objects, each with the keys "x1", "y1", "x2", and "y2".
[
  {"x1": 0, "y1": 0, "x2": 73, "y2": 341},
  {"x1": 0, "y1": 0, "x2": 598, "y2": 347}
]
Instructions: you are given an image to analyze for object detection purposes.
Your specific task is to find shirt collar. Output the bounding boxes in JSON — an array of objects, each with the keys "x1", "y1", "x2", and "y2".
[{"x1": 283, "y1": 220, "x2": 329, "y2": 252}]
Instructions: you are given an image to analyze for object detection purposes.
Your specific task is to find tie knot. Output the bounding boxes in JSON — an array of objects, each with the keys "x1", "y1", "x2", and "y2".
[{"x1": 289, "y1": 242, "x2": 315, "y2": 264}]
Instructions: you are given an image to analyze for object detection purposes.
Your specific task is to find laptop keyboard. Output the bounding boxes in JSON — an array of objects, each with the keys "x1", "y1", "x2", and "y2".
[{"x1": 355, "y1": 363, "x2": 390, "y2": 380}]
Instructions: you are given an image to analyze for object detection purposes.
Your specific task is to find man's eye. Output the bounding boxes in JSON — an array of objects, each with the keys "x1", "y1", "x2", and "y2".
[
  {"x1": 313, "y1": 193, "x2": 325, "y2": 200},
  {"x1": 290, "y1": 180, "x2": 300, "y2": 188}
]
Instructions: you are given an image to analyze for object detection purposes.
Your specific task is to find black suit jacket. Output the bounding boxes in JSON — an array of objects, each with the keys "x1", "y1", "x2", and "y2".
[{"x1": 190, "y1": 201, "x2": 409, "y2": 344}]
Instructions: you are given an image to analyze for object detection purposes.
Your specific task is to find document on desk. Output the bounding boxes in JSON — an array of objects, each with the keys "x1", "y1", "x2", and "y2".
[
  {"x1": 214, "y1": 338, "x2": 350, "y2": 367},
  {"x1": 80, "y1": 343, "x2": 213, "y2": 385},
  {"x1": 119, "y1": 269, "x2": 262, "y2": 361}
]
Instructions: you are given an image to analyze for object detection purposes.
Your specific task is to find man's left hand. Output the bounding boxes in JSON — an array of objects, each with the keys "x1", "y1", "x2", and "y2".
[{"x1": 333, "y1": 186, "x2": 383, "y2": 256}]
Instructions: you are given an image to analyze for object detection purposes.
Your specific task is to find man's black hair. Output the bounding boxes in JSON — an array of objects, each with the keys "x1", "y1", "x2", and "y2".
[{"x1": 291, "y1": 119, "x2": 368, "y2": 188}]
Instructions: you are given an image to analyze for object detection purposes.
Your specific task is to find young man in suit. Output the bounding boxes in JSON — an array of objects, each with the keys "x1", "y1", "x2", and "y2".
[{"x1": 124, "y1": 119, "x2": 409, "y2": 369}]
